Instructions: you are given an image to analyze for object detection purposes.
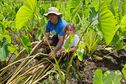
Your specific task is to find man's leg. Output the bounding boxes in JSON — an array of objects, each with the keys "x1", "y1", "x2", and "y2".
[{"x1": 49, "y1": 35, "x2": 59, "y2": 46}]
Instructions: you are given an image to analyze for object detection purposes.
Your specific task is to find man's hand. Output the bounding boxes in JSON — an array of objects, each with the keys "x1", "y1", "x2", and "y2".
[
  {"x1": 48, "y1": 51, "x2": 56, "y2": 59},
  {"x1": 70, "y1": 47, "x2": 77, "y2": 52},
  {"x1": 43, "y1": 38, "x2": 52, "y2": 45},
  {"x1": 48, "y1": 52, "x2": 52, "y2": 58},
  {"x1": 43, "y1": 32, "x2": 51, "y2": 45},
  {"x1": 56, "y1": 51, "x2": 61, "y2": 56}
]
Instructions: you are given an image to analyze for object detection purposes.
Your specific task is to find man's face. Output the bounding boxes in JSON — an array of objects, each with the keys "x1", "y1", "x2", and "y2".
[{"x1": 47, "y1": 14, "x2": 58, "y2": 24}]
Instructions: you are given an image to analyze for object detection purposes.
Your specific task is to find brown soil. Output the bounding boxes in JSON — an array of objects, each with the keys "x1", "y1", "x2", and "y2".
[
  {"x1": 1, "y1": 44, "x2": 126, "y2": 84},
  {"x1": 77, "y1": 48, "x2": 126, "y2": 84}
]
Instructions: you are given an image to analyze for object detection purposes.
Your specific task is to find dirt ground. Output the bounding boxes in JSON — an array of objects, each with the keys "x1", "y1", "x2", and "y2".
[
  {"x1": 1, "y1": 45, "x2": 126, "y2": 84},
  {"x1": 76, "y1": 48, "x2": 126, "y2": 84}
]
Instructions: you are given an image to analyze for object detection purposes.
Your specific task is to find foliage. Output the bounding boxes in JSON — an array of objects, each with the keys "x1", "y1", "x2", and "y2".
[
  {"x1": 15, "y1": 0, "x2": 37, "y2": 31},
  {"x1": 0, "y1": 38, "x2": 8, "y2": 61},
  {"x1": 76, "y1": 50, "x2": 83, "y2": 61},
  {"x1": 98, "y1": 1, "x2": 117, "y2": 45},
  {"x1": 93, "y1": 69, "x2": 103, "y2": 84},
  {"x1": 20, "y1": 35, "x2": 31, "y2": 54},
  {"x1": 93, "y1": 69, "x2": 122, "y2": 84},
  {"x1": 64, "y1": 34, "x2": 74, "y2": 52},
  {"x1": 110, "y1": 0, "x2": 126, "y2": 50},
  {"x1": 121, "y1": 15, "x2": 126, "y2": 31},
  {"x1": 122, "y1": 64, "x2": 126, "y2": 80},
  {"x1": 83, "y1": 28, "x2": 101, "y2": 55}
]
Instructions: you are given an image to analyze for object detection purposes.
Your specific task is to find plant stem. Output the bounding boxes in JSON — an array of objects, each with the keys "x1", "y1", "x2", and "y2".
[{"x1": 77, "y1": 21, "x2": 94, "y2": 47}]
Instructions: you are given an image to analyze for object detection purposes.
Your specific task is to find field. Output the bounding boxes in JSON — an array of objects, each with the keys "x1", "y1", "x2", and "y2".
[{"x1": 0, "y1": 0, "x2": 126, "y2": 84}]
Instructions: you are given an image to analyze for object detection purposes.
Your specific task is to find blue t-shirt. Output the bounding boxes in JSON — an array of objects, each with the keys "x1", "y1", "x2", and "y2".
[{"x1": 45, "y1": 18, "x2": 67, "y2": 36}]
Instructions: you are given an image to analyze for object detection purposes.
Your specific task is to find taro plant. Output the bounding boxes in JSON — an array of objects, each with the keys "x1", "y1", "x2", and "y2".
[
  {"x1": 20, "y1": 35, "x2": 32, "y2": 54},
  {"x1": 15, "y1": 0, "x2": 37, "y2": 31},
  {"x1": 122, "y1": 64, "x2": 126, "y2": 80},
  {"x1": 0, "y1": 0, "x2": 23, "y2": 62},
  {"x1": 76, "y1": 41, "x2": 85, "y2": 61},
  {"x1": 109, "y1": 0, "x2": 126, "y2": 50},
  {"x1": 74, "y1": 0, "x2": 118, "y2": 57},
  {"x1": 64, "y1": 34, "x2": 75, "y2": 52},
  {"x1": 93, "y1": 69, "x2": 122, "y2": 84},
  {"x1": 0, "y1": 38, "x2": 8, "y2": 61},
  {"x1": 83, "y1": 28, "x2": 101, "y2": 56},
  {"x1": 0, "y1": 0, "x2": 20, "y2": 61}
]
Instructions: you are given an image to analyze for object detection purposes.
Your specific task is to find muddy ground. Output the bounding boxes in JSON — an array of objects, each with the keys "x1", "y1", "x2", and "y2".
[
  {"x1": 0, "y1": 45, "x2": 126, "y2": 84},
  {"x1": 75, "y1": 48, "x2": 126, "y2": 84}
]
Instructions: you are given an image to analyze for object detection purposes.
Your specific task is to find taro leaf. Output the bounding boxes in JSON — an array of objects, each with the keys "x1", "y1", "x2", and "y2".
[
  {"x1": 92, "y1": 0, "x2": 99, "y2": 11},
  {"x1": 93, "y1": 69, "x2": 122, "y2": 84},
  {"x1": 103, "y1": 70, "x2": 122, "y2": 84},
  {"x1": 111, "y1": 0, "x2": 119, "y2": 15},
  {"x1": 0, "y1": 13, "x2": 3, "y2": 20},
  {"x1": 76, "y1": 49, "x2": 83, "y2": 61},
  {"x1": 122, "y1": 64, "x2": 126, "y2": 80},
  {"x1": 83, "y1": 29, "x2": 100, "y2": 53},
  {"x1": 65, "y1": 0, "x2": 81, "y2": 21},
  {"x1": 98, "y1": 2, "x2": 117, "y2": 45},
  {"x1": 36, "y1": 28, "x2": 43, "y2": 40},
  {"x1": 105, "y1": 0, "x2": 112, "y2": 6},
  {"x1": 4, "y1": 35, "x2": 11, "y2": 44},
  {"x1": 8, "y1": 44, "x2": 18, "y2": 56},
  {"x1": 76, "y1": 42, "x2": 85, "y2": 61},
  {"x1": 20, "y1": 35, "x2": 31, "y2": 54},
  {"x1": 0, "y1": 38, "x2": 8, "y2": 61},
  {"x1": 64, "y1": 34, "x2": 74, "y2": 52},
  {"x1": 121, "y1": 15, "x2": 126, "y2": 31},
  {"x1": 15, "y1": 0, "x2": 37, "y2": 31},
  {"x1": 93, "y1": 69, "x2": 103, "y2": 84},
  {"x1": 122, "y1": 0, "x2": 126, "y2": 15},
  {"x1": 112, "y1": 34, "x2": 124, "y2": 50}
]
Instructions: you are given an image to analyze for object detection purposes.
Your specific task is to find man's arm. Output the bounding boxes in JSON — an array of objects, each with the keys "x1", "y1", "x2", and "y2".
[
  {"x1": 45, "y1": 32, "x2": 50, "y2": 39},
  {"x1": 44, "y1": 32, "x2": 52, "y2": 44}
]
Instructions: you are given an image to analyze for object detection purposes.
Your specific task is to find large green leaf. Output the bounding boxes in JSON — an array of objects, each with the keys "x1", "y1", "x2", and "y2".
[
  {"x1": 122, "y1": 0, "x2": 126, "y2": 15},
  {"x1": 93, "y1": 69, "x2": 122, "y2": 84},
  {"x1": 64, "y1": 34, "x2": 74, "y2": 52},
  {"x1": 15, "y1": 0, "x2": 37, "y2": 31},
  {"x1": 92, "y1": 0, "x2": 99, "y2": 11},
  {"x1": 76, "y1": 50, "x2": 83, "y2": 61},
  {"x1": 76, "y1": 42, "x2": 85, "y2": 61},
  {"x1": 121, "y1": 15, "x2": 126, "y2": 31},
  {"x1": 93, "y1": 69, "x2": 103, "y2": 84},
  {"x1": 122, "y1": 64, "x2": 126, "y2": 80},
  {"x1": 8, "y1": 44, "x2": 18, "y2": 56},
  {"x1": 65, "y1": 0, "x2": 81, "y2": 21},
  {"x1": 103, "y1": 70, "x2": 122, "y2": 84},
  {"x1": 98, "y1": 2, "x2": 117, "y2": 45},
  {"x1": 20, "y1": 35, "x2": 31, "y2": 54},
  {"x1": 105, "y1": 0, "x2": 112, "y2": 6}
]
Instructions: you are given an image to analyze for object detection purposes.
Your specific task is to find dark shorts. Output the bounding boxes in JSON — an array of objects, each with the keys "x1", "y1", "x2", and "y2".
[{"x1": 49, "y1": 35, "x2": 59, "y2": 46}]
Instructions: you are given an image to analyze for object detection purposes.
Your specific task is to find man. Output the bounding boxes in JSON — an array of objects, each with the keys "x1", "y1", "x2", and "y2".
[{"x1": 44, "y1": 7, "x2": 67, "y2": 56}]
